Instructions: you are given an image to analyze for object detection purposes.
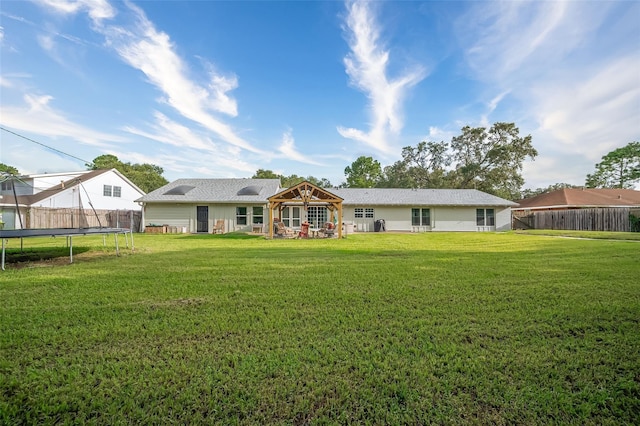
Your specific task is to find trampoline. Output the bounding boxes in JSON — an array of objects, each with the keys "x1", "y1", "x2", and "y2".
[{"x1": 0, "y1": 227, "x2": 133, "y2": 271}]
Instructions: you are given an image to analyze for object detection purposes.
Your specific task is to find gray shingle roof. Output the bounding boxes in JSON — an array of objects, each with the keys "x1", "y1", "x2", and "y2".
[
  {"x1": 136, "y1": 179, "x2": 282, "y2": 203},
  {"x1": 138, "y1": 179, "x2": 517, "y2": 207},
  {"x1": 329, "y1": 188, "x2": 518, "y2": 206}
]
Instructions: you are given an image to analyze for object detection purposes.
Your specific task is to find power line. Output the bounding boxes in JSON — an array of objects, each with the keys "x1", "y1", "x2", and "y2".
[{"x1": 0, "y1": 125, "x2": 93, "y2": 165}]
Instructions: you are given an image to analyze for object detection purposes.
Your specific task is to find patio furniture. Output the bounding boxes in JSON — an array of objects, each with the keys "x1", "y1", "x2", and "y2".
[
  {"x1": 298, "y1": 222, "x2": 310, "y2": 239},
  {"x1": 275, "y1": 221, "x2": 296, "y2": 238},
  {"x1": 321, "y1": 221, "x2": 336, "y2": 238},
  {"x1": 212, "y1": 219, "x2": 225, "y2": 234}
]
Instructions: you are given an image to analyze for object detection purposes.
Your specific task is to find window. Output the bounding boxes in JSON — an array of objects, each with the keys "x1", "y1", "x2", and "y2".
[
  {"x1": 113, "y1": 186, "x2": 122, "y2": 198},
  {"x1": 1, "y1": 182, "x2": 11, "y2": 191},
  {"x1": 476, "y1": 208, "x2": 495, "y2": 226},
  {"x1": 412, "y1": 208, "x2": 430, "y2": 226},
  {"x1": 282, "y1": 207, "x2": 301, "y2": 228},
  {"x1": 355, "y1": 208, "x2": 375, "y2": 218},
  {"x1": 252, "y1": 206, "x2": 264, "y2": 224},
  {"x1": 236, "y1": 207, "x2": 247, "y2": 225},
  {"x1": 307, "y1": 206, "x2": 328, "y2": 228},
  {"x1": 103, "y1": 185, "x2": 112, "y2": 196}
]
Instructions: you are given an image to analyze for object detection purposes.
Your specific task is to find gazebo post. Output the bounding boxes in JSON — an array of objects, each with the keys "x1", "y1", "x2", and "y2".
[{"x1": 268, "y1": 202, "x2": 274, "y2": 239}]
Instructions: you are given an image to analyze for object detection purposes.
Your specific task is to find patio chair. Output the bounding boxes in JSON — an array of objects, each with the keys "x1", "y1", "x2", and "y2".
[
  {"x1": 275, "y1": 221, "x2": 295, "y2": 238},
  {"x1": 321, "y1": 221, "x2": 336, "y2": 238},
  {"x1": 212, "y1": 219, "x2": 225, "y2": 234}
]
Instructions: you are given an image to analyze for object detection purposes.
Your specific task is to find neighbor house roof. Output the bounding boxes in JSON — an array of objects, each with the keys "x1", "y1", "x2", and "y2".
[
  {"x1": 514, "y1": 188, "x2": 640, "y2": 210},
  {"x1": 330, "y1": 188, "x2": 518, "y2": 207},
  {"x1": 137, "y1": 179, "x2": 282, "y2": 203},
  {"x1": 0, "y1": 169, "x2": 145, "y2": 207}
]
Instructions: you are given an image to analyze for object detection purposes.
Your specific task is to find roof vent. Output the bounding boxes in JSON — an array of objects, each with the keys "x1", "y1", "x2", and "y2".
[
  {"x1": 237, "y1": 185, "x2": 262, "y2": 196},
  {"x1": 163, "y1": 185, "x2": 195, "y2": 195}
]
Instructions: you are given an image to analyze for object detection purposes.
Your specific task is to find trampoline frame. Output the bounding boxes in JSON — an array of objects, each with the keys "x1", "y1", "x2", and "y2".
[{"x1": 0, "y1": 228, "x2": 134, "y2": 271}]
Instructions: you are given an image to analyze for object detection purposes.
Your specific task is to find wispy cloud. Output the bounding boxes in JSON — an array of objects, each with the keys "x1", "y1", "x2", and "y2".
[
  {"x1": 0, "y1": 93, "x2": 125, "y2": 147},
  {"x1": 97, "y1": 2, "x2": 259, "y2": 153},
  {"x1": 338, "y1": 0, "x2": 426, "y2": 154},
  {"x1": 535, "y1": 54, "x2": 640, "y2": 159},
  {"x1": 38, "y1": 0, "x2": 116, "y2": 23},
  {"x1": 276, "y1": 129, "x2": 324, "y2": 166},
  {"x1": 121, "y1": 112, "x2": 258, "y2": 175},
  {"x1": 34, "y1": 0, "x2": 261, "y2": 155},
  {"x1": 455, "y1": 1, "x2": 639, "y2": 187}
]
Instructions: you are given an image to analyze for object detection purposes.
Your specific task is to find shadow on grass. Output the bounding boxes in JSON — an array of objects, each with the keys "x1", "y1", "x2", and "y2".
[
  {"x1": 4, "y1": 246, "x2": 91, "y2": 264},
  {"x1": 176, "y1": 232, "x2": 265, "y2": 240}
]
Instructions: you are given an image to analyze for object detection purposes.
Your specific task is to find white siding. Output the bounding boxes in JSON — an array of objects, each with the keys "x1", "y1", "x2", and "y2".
[
  {"x1": 31, "y1": 170, "x2": 143, "y2": 210},
  {"x1": 431, "y1": 207, "x2": 478, "y2": 231},
  {"x1": 341, "y1": 205, "x2": 513, "y2": 232},
  {"x1": 144, "y1": 203, "x2": 267, "y2": 233},
  {"x1": 495, "y1": 207, "x2": 512, "y2": 231},
  {"x1": 144, "y1": 204, "x2": 193, "y2": 230}
]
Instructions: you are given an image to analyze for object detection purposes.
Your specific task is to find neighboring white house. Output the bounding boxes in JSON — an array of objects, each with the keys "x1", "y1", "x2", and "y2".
[
  {"x1": 0, "y1": 169, "x2": 145, "y2": 229},
  {"x1": 137, "y1": 179, "x2": 517, "y2": 234}
]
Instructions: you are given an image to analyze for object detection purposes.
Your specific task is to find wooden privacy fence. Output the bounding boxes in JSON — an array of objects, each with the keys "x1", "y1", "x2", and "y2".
[
  {"x1": 26, "y1": 208, "x2": 142, "y2": 232},
  {"x1": 513, "y1": 208, "x2": 638, "y2": 232}
]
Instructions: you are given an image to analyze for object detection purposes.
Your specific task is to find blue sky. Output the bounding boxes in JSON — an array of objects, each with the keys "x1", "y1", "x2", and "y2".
[{"x1": 1, "y1": 0, "x2": 638, "y2": 191}]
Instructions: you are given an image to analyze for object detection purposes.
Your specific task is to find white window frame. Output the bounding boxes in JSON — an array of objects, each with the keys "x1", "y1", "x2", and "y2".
[
  {"x1": 412, "y1": 208, "x2": 430, "y2": 226},
  {"x1": 252, "y1": 206, "x2": 264, "y2": 225},
  {"x1": 476, "y1": 208, "x2": 495, "y2": 226},
  {"x1": 103, "y1": 185, "x2": 112, "y2": 197},
  {"x1": 113, "y1": 186, "x2": 122, "y2": 198},
  {"x1": 236, "y1": 207, "x2": 248, "y2": 226}
]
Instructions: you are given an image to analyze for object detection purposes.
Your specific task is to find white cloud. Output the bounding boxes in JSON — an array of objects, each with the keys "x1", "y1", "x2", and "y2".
[
  {"x1": 277, "y1": 129, "x2": 325, "y2": 166},
  {"x1": 0, "y1": 93, "x2": 125, "y2": 147},
  {"x1": 37, "y1": 0, "x2": 116, "y2": 24},
  {"x1": 123, "y1": 111, "x2": 219, "y2": 152},
  {"x1": 455, "y1": 1, "x2": 639, "y2": 187},
  {"x1": 97, "y1": 2, "x2": 260, "y2": 154},
  {"x1": 535, "y1": 55, "x2": 640, "y2": 158},
  {"x1": 338, "y1": 0, "x2": 426, "y2": 154},
  {"x1": 121, "y1": 112, "x2": 259, "y2": 175}
]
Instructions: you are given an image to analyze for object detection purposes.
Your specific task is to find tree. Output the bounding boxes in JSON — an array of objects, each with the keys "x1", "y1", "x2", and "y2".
[
  {"x1": 0, "y1": 163, "x2": 19, "y2": 175},
  {"x1": 87, "y1": 155, "x2": 168, "y2": 193},
  {"x1": 378, "y1": 141, "x2": 452, "y2": 189},
  {"x1": 252, "y1": 169, "x2": 332, "y2": 188},
  {"x1": 253, "y1": 169, "x2": 281, "y2": 180},
  {"x1": 344, "y1": 156, "x2": 382, "y2": 188},
  {"x1": 450, "y1": 122, "x2": 537, "y2": 200},
  {"x1": 585, "y1": 142, "x2": 640, "y2": 189}
]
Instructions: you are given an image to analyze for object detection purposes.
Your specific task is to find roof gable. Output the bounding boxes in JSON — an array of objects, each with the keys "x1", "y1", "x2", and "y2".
[{"x1": 269, "y1": 181, "x2": 343, "y2": 204}]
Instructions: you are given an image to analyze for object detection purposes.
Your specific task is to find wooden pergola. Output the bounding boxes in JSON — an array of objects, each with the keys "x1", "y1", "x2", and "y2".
[{"x1": 267, "y1": 181, "x2": 343, "y2": 239}]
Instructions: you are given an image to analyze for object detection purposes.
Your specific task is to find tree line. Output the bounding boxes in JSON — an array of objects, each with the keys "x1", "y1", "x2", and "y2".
[{"x1": 1, "y1": 126, "x2": 637, "y2": 200}]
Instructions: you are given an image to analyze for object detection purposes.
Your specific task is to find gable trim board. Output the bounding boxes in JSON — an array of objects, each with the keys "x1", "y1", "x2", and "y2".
[{"x1": 137, "y1": 179, "x2": 517, "y2": 233}]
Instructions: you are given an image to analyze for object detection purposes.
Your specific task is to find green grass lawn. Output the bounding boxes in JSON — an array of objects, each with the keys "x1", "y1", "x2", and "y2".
[{"x1": 1, "y1": 232, "x2": 638, "y2": 424}]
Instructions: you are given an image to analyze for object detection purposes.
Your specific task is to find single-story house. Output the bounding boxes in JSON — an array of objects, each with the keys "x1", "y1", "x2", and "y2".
[
  {"x1": 136, "y1": 179, "x2": 517, "y2": 234},
  {"x1": 514, "y1": 188, "x2": 640, "y2": 211},
  {"x1": 0, "y1": 169, "x2": 145, "y2": 229}
]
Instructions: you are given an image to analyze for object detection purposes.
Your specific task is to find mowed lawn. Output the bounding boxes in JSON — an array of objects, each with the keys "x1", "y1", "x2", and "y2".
[{"x1": 1, "y1": 232, "x2": 638, "y2": 424}]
